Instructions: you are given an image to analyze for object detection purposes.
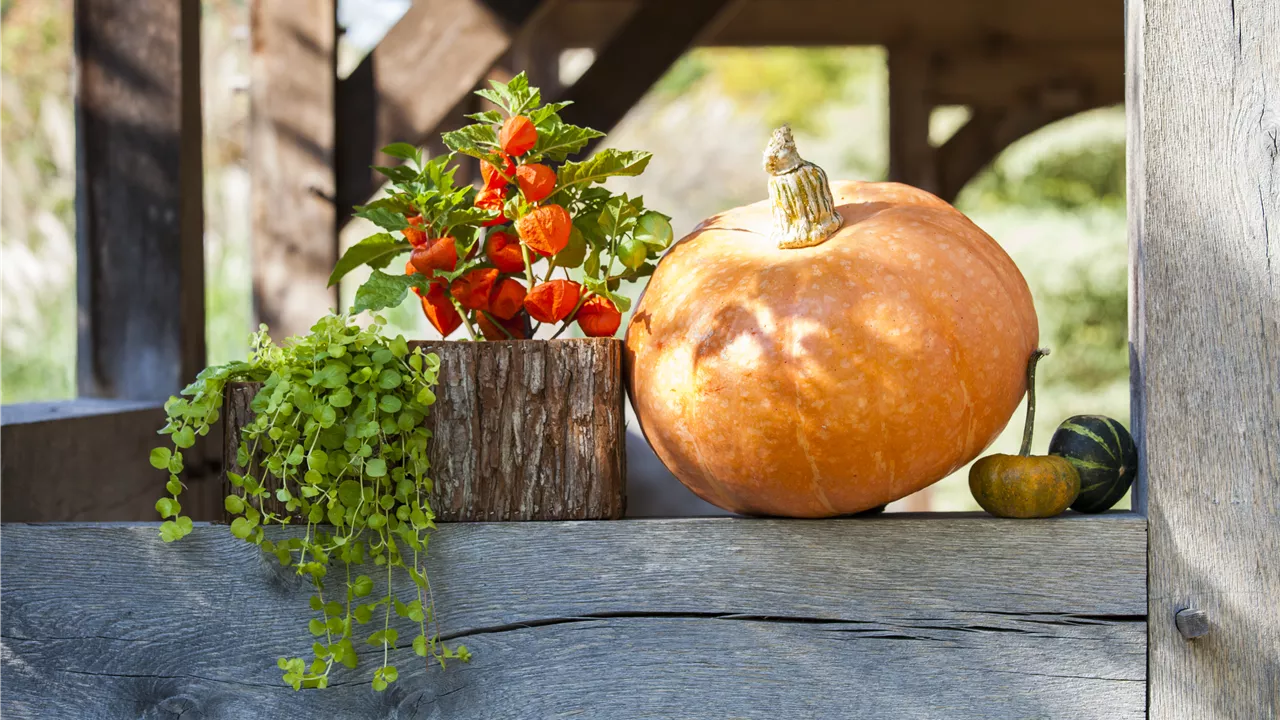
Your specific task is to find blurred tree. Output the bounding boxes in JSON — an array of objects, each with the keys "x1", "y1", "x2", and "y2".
[
  {"x1": 959, "y1": 136, "x2": 1125, "y2": 212},
  {"x1": 654, "y1": 47, "x2": 882, "y2": 134}
]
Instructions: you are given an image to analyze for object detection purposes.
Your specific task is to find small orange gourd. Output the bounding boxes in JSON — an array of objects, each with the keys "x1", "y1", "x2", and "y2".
[{"x1": 969, "y1": 349, "x2": 1080, "y2": 518}]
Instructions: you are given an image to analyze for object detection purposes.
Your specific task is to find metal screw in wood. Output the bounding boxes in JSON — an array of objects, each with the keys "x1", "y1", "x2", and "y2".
[{"x1": 1175, "y1": 608, "x2": 1210, "y2": 639}]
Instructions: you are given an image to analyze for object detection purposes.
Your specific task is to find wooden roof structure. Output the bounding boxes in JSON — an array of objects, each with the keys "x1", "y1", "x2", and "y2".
[{"x1": 309, "y1": 0, "x2": 1122, "y2": 337}]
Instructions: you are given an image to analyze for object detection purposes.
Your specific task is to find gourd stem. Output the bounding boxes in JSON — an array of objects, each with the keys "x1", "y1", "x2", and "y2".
[
  {"x1": 763, "y1": 125, "x2": 843, "y2": 249},
  {"x1": 1019, "y1": 348, "x2": 1051, "y2": 457}
]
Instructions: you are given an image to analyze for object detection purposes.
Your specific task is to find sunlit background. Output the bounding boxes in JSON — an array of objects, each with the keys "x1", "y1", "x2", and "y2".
[{"x1": 0, "y1": 0, "x2": 1128, "y2": 513}]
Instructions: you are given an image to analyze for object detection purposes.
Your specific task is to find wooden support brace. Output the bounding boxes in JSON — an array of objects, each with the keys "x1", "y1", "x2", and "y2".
[
  {"x1": 74, "y1": 0, "x2": 205, "y2": 401},
  {"x1": 249, "y1": 0, "x2": 339, "y2": 340},
  {"x1": 335, "y1": 0, "x2": 544, "y2": 222},
  {"x1": 934, "y1": 97, "x2": 1089, "y2": 203},
  {"x1": 555, "y1": 0, "x2": 738, "y2": 141}
]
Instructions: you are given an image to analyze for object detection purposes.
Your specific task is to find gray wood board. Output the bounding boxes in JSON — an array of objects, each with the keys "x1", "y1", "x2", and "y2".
[
  {"x1": 0, "y1": 401, "x2": 221, "y2": 522},
  {"x1": 2, "y1": 515, "x2": 1146, "y2": 718},
  {"x1": 1129, "y1": 0, "x2": 1280, "y2": 717}
]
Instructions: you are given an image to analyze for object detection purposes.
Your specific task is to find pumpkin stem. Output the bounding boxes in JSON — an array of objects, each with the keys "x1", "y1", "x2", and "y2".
[
  {"x1": 1019, "y1": 348, "x2": 1051, "y2": 457},
  {"x1": 764, "y1": 125, "x2": 843, "y2": 249}
]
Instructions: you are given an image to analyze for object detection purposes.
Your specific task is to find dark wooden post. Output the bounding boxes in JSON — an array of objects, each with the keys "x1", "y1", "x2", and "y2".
[
  {"x1": 887, "y1": 47, "x2": 938, "y2": 194},
  {"x1": 249, "y1": 0, "x2": 339, "y2": 340},
  {"x1": 1129, "y1": 0, "x2": 1280, "y2": 715},
  {"x1": 74, "y1": 0, "x2": 205, "y2": 401}
]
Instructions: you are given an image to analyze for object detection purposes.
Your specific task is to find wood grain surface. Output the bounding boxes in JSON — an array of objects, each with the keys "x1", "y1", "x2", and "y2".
[
  {"x1": 249, "y1": 0, "x2": 339, "y2": 340},
  {"x1": 1129, "y1": 0, "x2": 1280, "y2": 717},
  {"x1": 1, "y1": 515, "x2": 1145, "y2": 719},
  {"x1": 222, "y1": 339, "x2": 626, "y2": 522}
]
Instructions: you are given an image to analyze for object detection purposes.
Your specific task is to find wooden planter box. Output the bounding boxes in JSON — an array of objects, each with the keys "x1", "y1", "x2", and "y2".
[{"x1": 222, "y1": 338, "x2": 626, "y2": 522}]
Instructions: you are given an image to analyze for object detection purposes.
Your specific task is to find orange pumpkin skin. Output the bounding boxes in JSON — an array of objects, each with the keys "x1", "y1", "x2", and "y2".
[{"x1": 624, "y1": 180, "x2": 1039, "y2": 517}]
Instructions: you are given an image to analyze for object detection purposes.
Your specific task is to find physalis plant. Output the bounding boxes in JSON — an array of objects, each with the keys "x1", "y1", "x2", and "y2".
[
  {"x1": 329, "y1": 72, "x2": 674, "y2": 339},
  {"x1": 153, "y1": 314, "x2": 468, "y2": 692}
]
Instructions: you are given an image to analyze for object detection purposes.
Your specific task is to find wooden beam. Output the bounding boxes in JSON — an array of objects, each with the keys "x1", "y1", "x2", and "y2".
[
  {"x1": 935, "y1": 98, "x2": 1089, "y2": 202},
  {"x1": 932, "y1": 45, "x2": 1122, "y2": 108},
  {"x1": 74, "y1": 0, "x2": 205, "y2": 401},
  {"x1": 335, "y1": 0, "x2": 543, "y2": 221},
  {"x1": 701, "y1": 0, "x2": 1120, "y2": 47},
  {"x1": 249, "y1": 0, "x2": 338, "y2": 340},
  {"x1": 887, "y1": 47, "x2": 938, "y2": 193},
  {"x1": 1, "y1": 515, "x2": 1146, "y2": 717},
  {"x1": 556, "y1": 0, "x2": 738, "y2": 138},
  {"x1": 0, "y1": 402, "x2": 221, "y2": 522},
  {"x1": 1130, "y1": 0, "x2": 1280, "y2": 716}
]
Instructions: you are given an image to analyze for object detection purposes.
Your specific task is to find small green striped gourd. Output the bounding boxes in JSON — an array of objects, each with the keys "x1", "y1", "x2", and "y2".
[{"x1": 1048, "y1": 415, "x2": 1138, "y2": 513}]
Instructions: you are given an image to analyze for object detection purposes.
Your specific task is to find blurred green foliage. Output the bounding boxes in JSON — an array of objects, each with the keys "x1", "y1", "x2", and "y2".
[
  {"x1": 961, "y1": 138, "x2": 1126, "y2": 212},
  {"x1": 656, "y1": 47, "x2": 883, "y2": 134}
]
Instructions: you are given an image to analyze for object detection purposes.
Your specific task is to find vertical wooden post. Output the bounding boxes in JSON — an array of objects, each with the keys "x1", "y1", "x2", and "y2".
[
  {"x1": 249, "y1": 0, "x2": 338, "y2": 340},
  {"x1": 887, "y1": 47, "x2": 938, "y2": 194},
  {"x1": 75, "y1": 0, "x2": 205, "y2": 401},
  {"x1": 1130, "y1": 0, "x2": 1280, "y2": 716}
]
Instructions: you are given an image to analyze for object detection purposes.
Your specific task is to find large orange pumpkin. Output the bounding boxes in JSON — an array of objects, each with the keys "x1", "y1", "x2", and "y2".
[{"x1": 624, "y1": 126, "x2": 1039, "y2": 517}]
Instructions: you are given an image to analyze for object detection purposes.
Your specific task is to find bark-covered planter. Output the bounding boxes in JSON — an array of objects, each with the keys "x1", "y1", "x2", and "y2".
[{"x1": 223, "y1": 338, "x2": 626, "y2": 522}]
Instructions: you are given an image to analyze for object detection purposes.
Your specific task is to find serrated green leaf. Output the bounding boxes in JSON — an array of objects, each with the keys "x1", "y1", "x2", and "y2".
[
  {"x1": 351, "y1": 270, "x2": 428, "y2": 315},
  {"x1": 557, "y1": 149, "x2": 652, "y2": 188},
  {"x1": 380, "y1": 142, "x2": 421, "y2": 162},
  {"x1": 355, "y1": 206, "x2": 410, "y2": 232},
  {"x1": 441, "y1": 124, "x2": 499, "y2": 160},
  {"x1": 534, "y1": 119, "x2": 603, "y2": 162},
  {"x1": 328, "y1": 233, "x2": 409, "y2": 287},
  {"x1": 530, "y1": 101, "x2": 571, "y2": 127},
  {"x1": 464, "y1": 109, "x2": 503, "y2": 124},
  {"x1": 372, "y1": 165, "x2": 417, "y2": 184}
]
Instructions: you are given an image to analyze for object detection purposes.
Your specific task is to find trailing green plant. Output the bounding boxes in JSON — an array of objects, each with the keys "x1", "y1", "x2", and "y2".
[{"x1": 153, "y1": 313, "x2": 468, "y2": 691}]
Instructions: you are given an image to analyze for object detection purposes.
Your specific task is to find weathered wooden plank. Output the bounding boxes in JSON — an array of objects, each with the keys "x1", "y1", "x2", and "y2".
[
  {"x1": 249, "y1": 0, "x2": 339, "y2": 340},
  {"x1": 556, "y1": 0, "x2": 736, "y2": 139},
  {"x1": 0, "y1": 515, "x2": 1146, "y2": 718},
  {"x1": 74, "y1": 0, "x2": 205, "y2": 400},
  {"x1": 0, "y1": 401, "x2": 221, "y2": 522},
  {"x1": 1129, "y1": 0, "x2": 1280, "y2": 717},
  {"x1": 222, "y1": 339, "x2": 626, "y2": 521},
  {"x1": 335, "y1": 0, "x2": 543, "y2": 220}
]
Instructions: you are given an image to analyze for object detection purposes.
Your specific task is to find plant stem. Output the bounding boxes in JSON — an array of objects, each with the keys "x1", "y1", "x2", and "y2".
[
  {"x1": 520, "y1": 243, "x2": 536, "y2": 288},
  {"x1": 1019, "y1": 348, "x2": 1051, "y2": 457},
  {"x1": 479, "y1": 310, "x2": 516, "y2": 339},
  {"x1": 448, "y1": 297, "x2": 479, "y2": 341},
  {"x1": 548, "y1": 292, "x2": 594, "y2": 340}
]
